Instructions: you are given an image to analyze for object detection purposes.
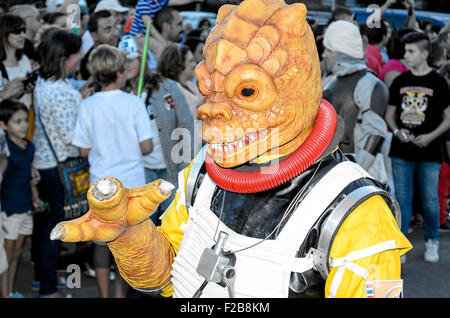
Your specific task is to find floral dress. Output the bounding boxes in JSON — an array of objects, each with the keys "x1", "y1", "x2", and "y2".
[{"x1": 33, "y1": 77, "x2": 81, "y2": 170}]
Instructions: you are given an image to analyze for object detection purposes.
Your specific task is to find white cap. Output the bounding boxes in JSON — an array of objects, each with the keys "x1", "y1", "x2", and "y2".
[
  {"x1": 94, "y1": 0, "x2": 129, "y2": 13},
  {"x1": 46, "y1": 0, "x2": 88, "y2": 13},
  {"x1": 46, "y1": 0, "x2": 64, "y2": 11},
  {"x1": 118, "y1": 35, "x2": 139, "y2": 59},
  {"x1": 323, "y1": 20, "x2": 364, "y2": 59}
]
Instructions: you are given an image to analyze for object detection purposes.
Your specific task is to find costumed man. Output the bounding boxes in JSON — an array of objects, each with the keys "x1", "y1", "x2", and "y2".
[
  {"x1": 50, "y1": 0, "x2": 411, "y2": 298},
  {"x1": 321, "y1": 20, "x2": 391, "y2": 186}
]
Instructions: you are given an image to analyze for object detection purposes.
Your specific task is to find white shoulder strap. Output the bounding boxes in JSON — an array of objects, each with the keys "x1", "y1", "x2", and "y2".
[
  {"x1": 277, "y1": 161, "x2": 370, "y2": 245},
  {"x1": 185, "y1": 145, "x2": 207, "y2": 207},
  {"x1": 279, "y1": 161, "x2": 371, "y2": 274}
]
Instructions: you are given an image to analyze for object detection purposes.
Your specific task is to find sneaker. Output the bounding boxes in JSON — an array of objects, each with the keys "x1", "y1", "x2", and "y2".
[
  {"x1": 83, "y1": 262, "x2": 96, "y2": 278},
  {"x1": 424, "y1": 239, "x2": 439, "y2": 263},
  {"x1": 439, "y1": 222, "x2": 450, "y2": 232},
  {"x1": 400, "y1": 255, "x2": 406, "y2": 264},
  {"x1": 38, "y1": 291, "x2": 72, "y2": 298},
  {"x1": 57, "y1": 277, "x2": 67, "y2": 289},
  {"x1": 9, "y1": 291, "x2": 25, "y2": 298},
  {"x1": 32, "y1": 281, "x2": 40, "y2": 291},
  {"x1": 33, "y1": 279, "x2": 67, "y2": 291}
]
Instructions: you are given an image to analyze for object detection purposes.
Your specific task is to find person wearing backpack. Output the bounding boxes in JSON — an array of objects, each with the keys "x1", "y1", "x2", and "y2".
[{"x1": 321, "y1": 20, "x2": 390, "y2": 184}]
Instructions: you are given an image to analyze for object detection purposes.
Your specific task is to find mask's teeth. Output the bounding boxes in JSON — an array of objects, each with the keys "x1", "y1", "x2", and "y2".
[
  {"x1": 237, "y1": 140, "x2": 243, "y2": 150},
  {"x1": 210, "y1": 129, "x2": 268, "y2": 155},
  {"x1": 211, "y1": 143, "x2": 220, "y2": 152}
]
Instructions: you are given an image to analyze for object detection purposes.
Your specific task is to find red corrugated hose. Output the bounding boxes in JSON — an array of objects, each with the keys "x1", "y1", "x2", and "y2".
[{"x1": 205, "y1": 100, "x2": 337, "y2": 193}]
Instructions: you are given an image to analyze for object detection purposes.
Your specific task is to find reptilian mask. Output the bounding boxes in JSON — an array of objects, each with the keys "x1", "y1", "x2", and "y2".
[{"x1": 195, "y1": 0, "x2": 322, "y2": 168}]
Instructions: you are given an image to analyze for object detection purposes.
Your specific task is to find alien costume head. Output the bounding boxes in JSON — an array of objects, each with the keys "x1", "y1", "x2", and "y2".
[{"x1": 194, "y1": 0, "x2": 323, "y2": 168}]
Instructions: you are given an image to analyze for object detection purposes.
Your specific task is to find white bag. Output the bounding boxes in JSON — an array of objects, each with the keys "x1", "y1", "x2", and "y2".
[{"x1": 367, "y1": 152, "x2": 389, "y2": 184}]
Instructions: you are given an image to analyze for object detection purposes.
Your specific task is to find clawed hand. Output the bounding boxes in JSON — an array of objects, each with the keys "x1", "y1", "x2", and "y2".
[{"x1": 50, "y1": 177, "x2": 174, "y2": 243}]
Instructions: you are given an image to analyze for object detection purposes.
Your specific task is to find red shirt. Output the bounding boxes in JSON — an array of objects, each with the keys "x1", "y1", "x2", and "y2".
[
  {"x1": 380, "y1": 59, "x2": 409, "y2": 81},
  {"x1": 365, "y1": 44, "x2": 384, "y2": 78}
]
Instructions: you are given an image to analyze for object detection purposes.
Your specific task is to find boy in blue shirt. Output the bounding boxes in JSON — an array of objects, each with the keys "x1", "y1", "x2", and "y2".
[{"x1": 0, "y1": 99, "x2": 42, "y2": 298}]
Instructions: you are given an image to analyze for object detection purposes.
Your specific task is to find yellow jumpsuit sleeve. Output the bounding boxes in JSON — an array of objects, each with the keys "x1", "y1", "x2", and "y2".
[
  {"x1": 324, "y1": 195, "x2": 412, "y2": 298},
  {"x1": 157, "y1": 160, "x2": 193, "y2": 254},
  {"x1": 149, "y1": 161, "x2": 194, "y2": 297}
]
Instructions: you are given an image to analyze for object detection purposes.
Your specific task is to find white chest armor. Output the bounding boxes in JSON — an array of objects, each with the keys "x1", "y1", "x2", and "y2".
[{"x1": 170, "y1": 161, "x2": 371, "y2": 298}]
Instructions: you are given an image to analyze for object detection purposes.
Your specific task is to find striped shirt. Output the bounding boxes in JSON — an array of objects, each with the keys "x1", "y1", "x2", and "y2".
[{"x1": 129, "y1": 0, "x2": 170, "y2": 36}]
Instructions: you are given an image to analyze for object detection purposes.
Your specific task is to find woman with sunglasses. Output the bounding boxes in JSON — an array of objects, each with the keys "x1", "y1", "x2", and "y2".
[{"x1": 0, "y1": 14, "x2": 34, "y2": 110}]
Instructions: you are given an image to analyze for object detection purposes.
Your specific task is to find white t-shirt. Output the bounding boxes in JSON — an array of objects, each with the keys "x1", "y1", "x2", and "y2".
[
  {"x1": 72, "y1": 90, "x2": 155, "y2": 188},
  {"x1": 81, "y1": 31, "x2": 94, "y2": 54},
  {"x1": 140, "y1": 92, "x2": 166, "y2": 170}
]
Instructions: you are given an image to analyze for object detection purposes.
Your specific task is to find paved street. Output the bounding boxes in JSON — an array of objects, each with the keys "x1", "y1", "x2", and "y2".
[
  {"x1": 401, "y1": 224, "x2": 450, "y2": 298},
  {"x1": 8, "y1": 222, "x2": 450, "y2": 299}
]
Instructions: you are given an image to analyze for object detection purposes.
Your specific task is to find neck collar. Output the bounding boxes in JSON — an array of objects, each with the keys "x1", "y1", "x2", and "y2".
[{"x1": 205, "y1": 100, "x2": 338, "y2": 193}]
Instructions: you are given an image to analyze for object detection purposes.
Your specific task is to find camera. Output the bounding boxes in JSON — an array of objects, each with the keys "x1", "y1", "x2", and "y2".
[{"x1": 23, "y1": 69, "x2": 38, "y2": 87}]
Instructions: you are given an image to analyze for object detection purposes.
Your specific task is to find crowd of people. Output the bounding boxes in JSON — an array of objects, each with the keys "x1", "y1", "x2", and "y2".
[
  {"x1": 0, "y1": 0, "x2": 448, "y2": 299},
  {"x1": 0, "y1": 0, "x2": 203, "y2": 298},
  {"x1": 318, "y1": 0, "x2": 450, "y2": 265}
]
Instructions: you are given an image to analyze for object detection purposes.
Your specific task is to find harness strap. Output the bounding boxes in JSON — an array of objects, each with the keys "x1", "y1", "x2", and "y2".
[
  {"x1": 330, "y1": 240, "x2": 397, "y2": 268},
  {"x1": 327, "y1": 240, "x2": 397, "y2": 298}
]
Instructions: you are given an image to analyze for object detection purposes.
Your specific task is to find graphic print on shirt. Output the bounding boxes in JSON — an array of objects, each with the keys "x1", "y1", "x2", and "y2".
[
  {"x1": 164, "y1": 94, "x2": 175, "y2": 111},
  {"x1": 400, "y1": 86, "x2": 432, "y2": 128}
]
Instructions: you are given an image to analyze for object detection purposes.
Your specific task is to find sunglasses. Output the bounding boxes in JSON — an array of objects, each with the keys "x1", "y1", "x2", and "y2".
[{"x1": 10, "y1": 28, "x2": 26, "y2": 35}]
